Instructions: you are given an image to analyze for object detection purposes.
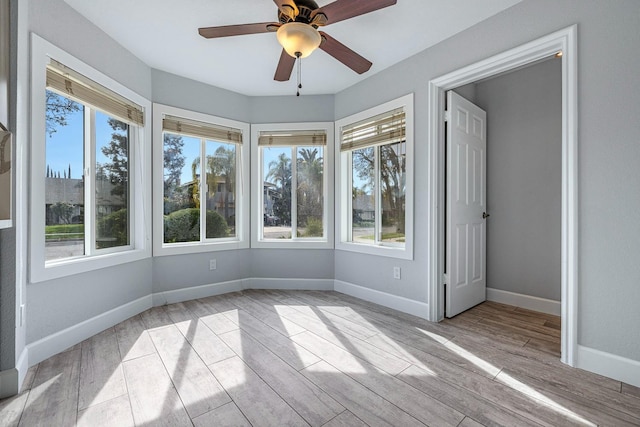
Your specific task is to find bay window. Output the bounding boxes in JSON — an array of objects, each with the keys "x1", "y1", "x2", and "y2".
[
  {"x1": 153, "y1": 104, "x2": 250, "y2": 255},
  {"x1": 252, "y1": 123, "x2": 334, "y2": 249}
]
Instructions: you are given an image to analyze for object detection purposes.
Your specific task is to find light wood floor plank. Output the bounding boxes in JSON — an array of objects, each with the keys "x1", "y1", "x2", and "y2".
[
  {"x1": 208, "y1": 356, "x2": 309, "y2": 426},
  {"x1": 147, "y1": 325, "x2": 231, "y2": 418},
  {"x1": 0, "y1": 391, "x2": 29, "y2": 427},
  {"x1": 222, "y1": 308, "x2": 321, "y2": 371},
  {"x1": 223, "y1": 292, "x2": 306, "y2": 337},
  {"x1": 174, "y1": 318, "x2": 236, "y2": 366},
  {"x1": 78, "y1": 328, "x2": 127, "y2": 411},
  {"x1": 5, "y1": 290, "x2": 637, "y2": 427},
  {"x1": 192, "y1": 402, "x2": 251, "y2": 427},
  {"x1": 293, "y1": 331, "x2": 465, "y2": 427},
  {"x1": 114, "y1": 314, "x2": 156, "y2": 362},
  {"x1": 18, "y1": 349, "x2": 81, "y2": 427},
  {"x1": 276, "y1": 304, "x2": 412, "y2": 376},
  {"x1": 76, "y1": 394, "x2": 134, "y2": 427},
  {"x1": 139, "y1": 306, "x2": 174, "y2": 330},
  {"x1": 198, "y1": 311, "x2": 240, "y2": 336},
  {"x1": 301, "y1": 360, "x2": 427, "y2": 427},
  {"x1": 457, "y1": 416, "x2": 486, "y2": 427},
  {"x1": 497, "y1": 369, "x2": 640, "y2": 426},
  {"x1": 320, "y1": 410, "x2": 368, "y2": 427},
  {"x1": 219, "y1": 328, "x2": 344, "y2": 426},
  {"x1": 399, "y1": 364, "x2": 575, "y2": 427},
  {"x1": 122, "y1": 353, "x2": 191, "y2": 426},
  {"x1": 622, "y1": 383, "x2": 640, "y2": 399}
]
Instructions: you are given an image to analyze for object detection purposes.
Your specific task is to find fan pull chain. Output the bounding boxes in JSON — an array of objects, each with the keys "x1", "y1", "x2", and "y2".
[{"x1": 296, "y1": 52, "x2": 302, "y2": 97}]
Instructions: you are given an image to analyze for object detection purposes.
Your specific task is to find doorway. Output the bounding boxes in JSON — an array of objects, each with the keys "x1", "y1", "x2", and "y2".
[{"x1": 426, "y1": 25, "x2": 578, "y2": 366}]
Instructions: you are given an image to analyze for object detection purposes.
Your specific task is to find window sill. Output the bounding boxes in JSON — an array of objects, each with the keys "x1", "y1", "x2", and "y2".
[
  {"x1": 31, "y1": 247, "x2": 151, "y2": 283},
  {"x1": 336, "y1": 241, "x2": 413, "y2": 260},
  {"x1": 153, "y1": 239, "x2": 249, "y2": 257},
  {"x1": 251, "y1": 239, "x2": 333, "y2": 250}
]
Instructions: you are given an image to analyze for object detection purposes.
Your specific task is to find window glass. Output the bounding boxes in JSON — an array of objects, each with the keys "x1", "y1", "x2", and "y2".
[
  {"x1": 205, "y1": 140, "x2": 236, "y2": 239},
  {"x1": 296, "y1": 147, "x2": 323, "y2": 238},
  {"x1": 380, "y1": 141, "x2": 406, "y2": 244},
  {"x1": 95, "y1": 111, "x2": 130, "y2": 249},
  {"x1": 263, "y1": 146, "x2": 292, "y2": 239},
  {"x1": 351, "y1": 146, "x2": 375, "y2": 244},
  {"x1": 163, "y1": 133, "x2": 200, "y2": 243},
  {"x1": 45, "y1": 90, "x2": 85, "y2": 261}
]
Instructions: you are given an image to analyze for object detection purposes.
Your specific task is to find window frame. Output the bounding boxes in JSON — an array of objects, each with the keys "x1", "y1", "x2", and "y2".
[
  {"x1": 335, "y1": 94, "x2": 414, "y2": 260},
  {"x1": 152, "y1": 103, "x2": 250, "y2": 256},
  {"x1": 30, "y1": 34, "x2": 152, "y2": 283},
  {"x1": 251, "y1": 122, "x2": 334, "y2": 249}
]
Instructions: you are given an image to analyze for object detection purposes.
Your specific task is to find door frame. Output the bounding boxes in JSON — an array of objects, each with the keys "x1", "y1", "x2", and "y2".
[{"x1": 426, "y1": 25, "x2": 578, "y2": 366}]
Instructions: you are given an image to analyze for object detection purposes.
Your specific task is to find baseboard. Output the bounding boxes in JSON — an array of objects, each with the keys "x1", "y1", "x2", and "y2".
[
  {"x1": 152, "y1": 279, "x2": 244, "y2": 306},
  {"x1": 243, "y1": 277, "x2": 334, "y2": 291},
  {"x1": 577, "y1": 345, "x2": 640, "y2": 388},
  {"x1": 26, "y1": 295, "x2": 153, "y2": 367},
  {"x1": 334, "y1": 280, "x2": 430, "y2": 320},
  {"x1": 486, "y1": 287, "x2": 561, "y2": 316}
]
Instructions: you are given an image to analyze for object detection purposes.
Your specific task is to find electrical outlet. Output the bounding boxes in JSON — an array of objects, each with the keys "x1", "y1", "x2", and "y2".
[
  {"x1": 209, "y1": 259, "x2": 217, "y2": 271},
  {"x1": 393, "y1": 266, "x2": 401, "y2": 280}
]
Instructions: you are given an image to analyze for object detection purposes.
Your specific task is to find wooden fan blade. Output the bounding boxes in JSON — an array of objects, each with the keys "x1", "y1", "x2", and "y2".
[
  {"x1": 312, "y1": 0, "x2": 396, "y2": 25},
  {"x1": 274, "y1": 0, "x2": 298, "y2": 20},
  {"x1": 274, "y1": 49, "x2": 296, "y2": 81},
  {"x1": 198, "y1": 22, "x2": 278, "y2": 39},
  {"x1": 319, "y1": 32, "x2": 372, "y2": 74}
]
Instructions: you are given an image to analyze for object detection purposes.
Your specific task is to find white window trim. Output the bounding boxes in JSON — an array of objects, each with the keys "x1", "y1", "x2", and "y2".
[
  {"x1": 153, "y1": 103, "x2": 250, "y2": 256},
  {"x1": 30, "y1": 34, "x2": 152, "y2": 283},
  {"x1": 251, "y1": 122, "x2": 334, "y2": 250},
  {"x1": 335, "y1": 94, "x2": 414, "y2": 260}
]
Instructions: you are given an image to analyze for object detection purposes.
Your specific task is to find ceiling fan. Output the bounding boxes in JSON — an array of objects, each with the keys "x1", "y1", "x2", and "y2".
[{"x1": 198, "y1": 0, "x2": 397, "y2": 83}]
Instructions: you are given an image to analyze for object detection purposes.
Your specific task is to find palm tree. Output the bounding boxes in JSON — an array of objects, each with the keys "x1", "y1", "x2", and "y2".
[
  {"x1": 192, "y1": 145, "x2": 236, "y2": 221},
  {"x1": 267, "y1": 152, "x2": 292, "y2": 225},
  {"x1": 296, "y1": 148, "x2": 323, "y2": 227}
]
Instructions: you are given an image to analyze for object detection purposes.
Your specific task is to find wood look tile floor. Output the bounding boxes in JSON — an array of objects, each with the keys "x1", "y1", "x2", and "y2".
[{"x1": 2, "y1": 290, "x2": 640, "y2": 426}]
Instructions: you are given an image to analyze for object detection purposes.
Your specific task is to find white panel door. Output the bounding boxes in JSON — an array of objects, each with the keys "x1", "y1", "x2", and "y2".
[{"x1": 446, "y1": 91, "x2": 487, "y2": 318}]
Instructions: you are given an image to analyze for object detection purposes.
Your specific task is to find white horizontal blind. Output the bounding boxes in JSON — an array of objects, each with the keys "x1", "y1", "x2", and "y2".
[
  {"x1": 258, "y1": 130, "x2": 326, "y2": 147},
  {"x1": 341, "y1": 107, "x2": 405, "y2": 152},
  {"x1": 163, "y1": 115, "x2": 243, "y2": 145},
  {"x1": 46, "y1": 60, "x2": 144, "y2": 126}
]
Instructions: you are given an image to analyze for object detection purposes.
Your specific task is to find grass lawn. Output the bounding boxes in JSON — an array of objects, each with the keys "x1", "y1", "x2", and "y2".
[{"x1": 45, "y1": 224, "x2": 84, "y2": 241}]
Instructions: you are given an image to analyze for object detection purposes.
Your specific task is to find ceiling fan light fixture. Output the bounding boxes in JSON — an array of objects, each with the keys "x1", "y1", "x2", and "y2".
[{"x1": 276, "y1": 22, "x2": 321, "y2": 58}]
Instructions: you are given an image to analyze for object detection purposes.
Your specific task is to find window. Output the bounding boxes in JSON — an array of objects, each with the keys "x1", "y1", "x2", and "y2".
[
  {"x1": 251, "y1": 123, "x2": 334, "y2": 249},
  {"x1": 336, "y1": 94, "x2": 413, "y2": 259},
  {"x1": 153, "y1": 104, "x2": 250, "y2": 255},
  {"x1": 30, "y1": 35, "x2": 151, "y2": 282}
]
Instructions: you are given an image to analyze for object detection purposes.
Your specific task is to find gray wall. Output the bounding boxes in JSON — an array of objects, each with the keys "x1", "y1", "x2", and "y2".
[
  {"x1": 475, "y1": 58, "x2": 562, "y2": 301},
  {"x1": 334, "y1": 0, "x2": 640, "y2": 361}
]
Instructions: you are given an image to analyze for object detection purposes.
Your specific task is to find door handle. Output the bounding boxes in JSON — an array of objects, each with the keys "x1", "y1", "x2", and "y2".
[{"x1": 483, "y1": 212, "x2": 490, "y2": 219}]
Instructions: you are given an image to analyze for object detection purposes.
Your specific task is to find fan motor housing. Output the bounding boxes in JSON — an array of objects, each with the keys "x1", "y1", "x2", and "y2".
[{"x1": 278, "y1": 0, "x2": 319, "y2": 24}]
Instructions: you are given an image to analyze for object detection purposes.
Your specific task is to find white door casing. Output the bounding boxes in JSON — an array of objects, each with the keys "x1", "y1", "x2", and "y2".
[{"x1": 446, "y1": 91, "x2": 487, "y2": 318}]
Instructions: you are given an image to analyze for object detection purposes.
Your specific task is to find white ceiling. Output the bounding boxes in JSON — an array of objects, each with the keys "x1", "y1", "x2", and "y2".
[{"x1": 64, "y1": 0, "x2": 521, "y2": 97}]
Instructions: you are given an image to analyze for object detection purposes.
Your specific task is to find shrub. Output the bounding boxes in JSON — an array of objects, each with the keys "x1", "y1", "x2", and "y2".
[
  {"x1": 164, "y1": 208, "x2": 228, "y2": 243},
  {"x1": 304, "y1": 217, "x2": 323, "y2": 237},
  {"x1": 96, "y1": 209, "x2": 128, "y2": 248}
]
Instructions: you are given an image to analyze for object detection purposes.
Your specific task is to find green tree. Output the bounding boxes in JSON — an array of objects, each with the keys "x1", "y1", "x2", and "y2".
[
  {"x1": 99, "y1": 118, "x2": 129, "y2": 200},
  {"x1": 46, "y1": 91, "x2": 81, "y2": 136},
  {"x1": 267, "y1": 152, "x2": 292, "y2": 225},
  {"x1": 191, "y1": 145, "x2": 236, "y2": 228},
  {"x1": 50, "y1": 201, "x2": 74, "y2": 224},
  {"x1": 296, "y1": 148, "x2": 323, "y2": 227}
]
